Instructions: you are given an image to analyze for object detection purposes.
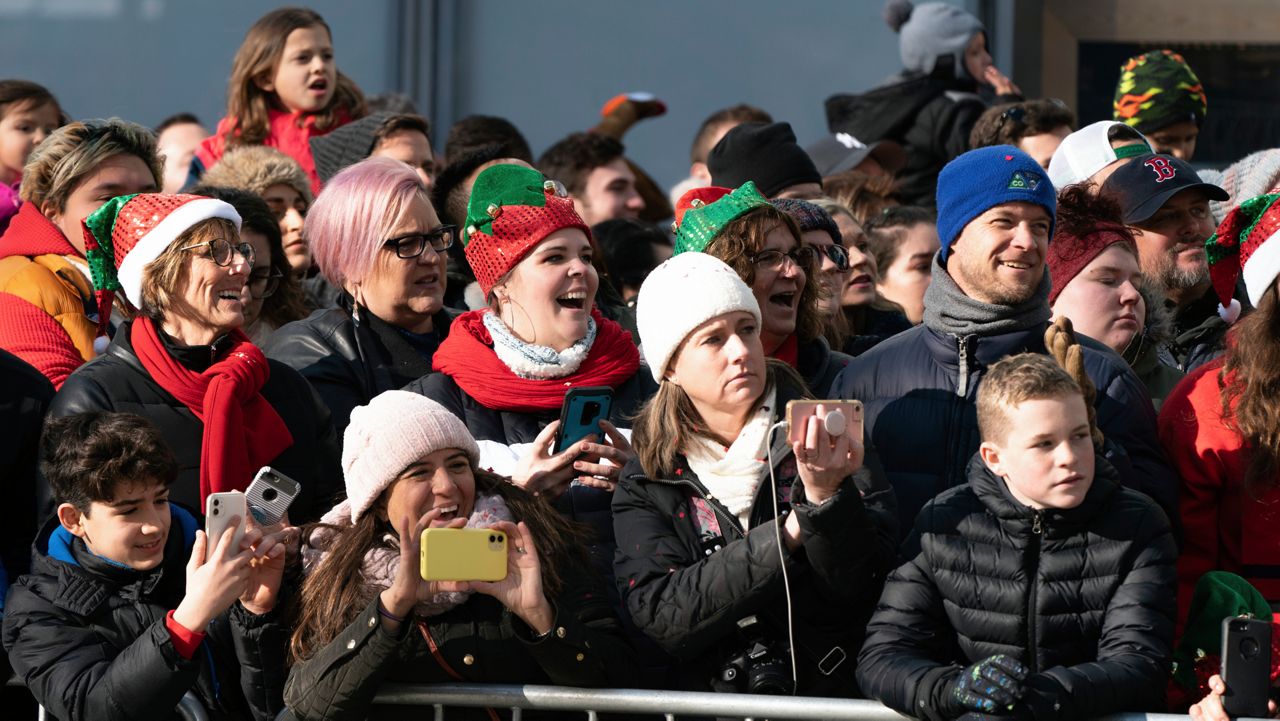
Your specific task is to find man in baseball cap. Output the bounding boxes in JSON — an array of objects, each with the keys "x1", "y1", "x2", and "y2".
[
  {"x1": 1102, "y1": 153, "x2": 1230, "y2": 371},
  {"x1": 806, "y1": 132, "x2": 906, "y2": 179}
]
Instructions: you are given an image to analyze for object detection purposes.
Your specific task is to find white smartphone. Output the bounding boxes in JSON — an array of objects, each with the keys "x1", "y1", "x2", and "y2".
[
  {"x1": 245, "y1": 466, "x2": 300, "y2": 526},
  {"x1": 205, "y1": 491, "x2": 247, "y2": 561}
]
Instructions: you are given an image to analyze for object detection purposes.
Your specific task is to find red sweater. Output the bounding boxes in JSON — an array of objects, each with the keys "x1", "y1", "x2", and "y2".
[{"x1": 1159, "y1": 358, "x2": 1280, "y2": 628}]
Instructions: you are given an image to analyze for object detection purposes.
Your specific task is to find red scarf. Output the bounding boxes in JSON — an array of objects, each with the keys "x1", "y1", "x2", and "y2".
[
  {"x1": 432, "y1": 309, "x2": 640, "y2": 413},
  {"x1": 130, "y1": 318, "x2": 294, "y2": 505}
]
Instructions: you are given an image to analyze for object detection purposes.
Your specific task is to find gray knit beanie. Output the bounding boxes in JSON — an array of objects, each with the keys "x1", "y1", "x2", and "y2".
[
  {"x1": 309, "y1": 112, "x2": 394, "y2": 184},
  {"x1": 1210, "y1": 149, "x2": 1280, "y2": 223},
  {"x1": 886, "y1": 0, "x2": 985, "y2": 81}
]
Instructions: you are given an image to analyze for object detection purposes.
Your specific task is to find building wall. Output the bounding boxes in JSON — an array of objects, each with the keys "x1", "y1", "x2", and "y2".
[{"x1": 0, "y1": 0, "x2": 990, "y2": 190}]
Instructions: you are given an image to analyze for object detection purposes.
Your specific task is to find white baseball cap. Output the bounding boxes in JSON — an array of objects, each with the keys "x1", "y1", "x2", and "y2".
[{"x1": 1047, "y1": 121, "x2": 1151, "y2": 190}]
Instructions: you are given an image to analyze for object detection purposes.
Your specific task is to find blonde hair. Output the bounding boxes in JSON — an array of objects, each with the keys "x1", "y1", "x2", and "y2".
[
  {"x1": 976, "y1": 353, "x2": 1083, "y2": 444},
  {"x1": 20, "y1": 118, "x2": 162, "y2": 212},
  {"x1": 139, "y1": 218, "x2": 240, "y2": 320}
]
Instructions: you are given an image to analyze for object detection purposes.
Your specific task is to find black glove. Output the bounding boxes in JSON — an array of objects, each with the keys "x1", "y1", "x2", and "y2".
[{"x1": 947, "y1": 655, "x2": 1028, "y2": 716}]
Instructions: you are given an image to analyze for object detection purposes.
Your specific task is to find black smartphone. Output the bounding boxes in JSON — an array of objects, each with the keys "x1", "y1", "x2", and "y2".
[
  {"x1": 554, "y1": 386, "x2": 613, "y2": 454},
  {"x1": 1221, "y1": 615, "x2": 1272, "y2": 718}
]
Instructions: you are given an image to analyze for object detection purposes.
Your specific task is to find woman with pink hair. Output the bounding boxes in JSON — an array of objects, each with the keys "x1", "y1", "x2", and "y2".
[{"x1": 265, "y1": 157, "x2": 458, "y2": 436}]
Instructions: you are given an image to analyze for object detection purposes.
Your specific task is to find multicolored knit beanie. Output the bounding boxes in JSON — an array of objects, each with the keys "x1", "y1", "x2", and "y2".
[
  {"x1": 461, "y1": 164, "x2": 591, "y2": 297},
  {"x1": 1113, "y1": 50, "x2": 1207, "y2": 134},
  {"x1": 671, "y1": 181, "x2": 772, "y2": 256},
  {"x1": 772, "y1": 198, "x2": 842, "y2": 246},
  {"x1": 1206, "y1": 192, "x2": 1280, "y2": 323},
  {"x1": 81, "y1": 193, "x2": 242, "y2": 327}
]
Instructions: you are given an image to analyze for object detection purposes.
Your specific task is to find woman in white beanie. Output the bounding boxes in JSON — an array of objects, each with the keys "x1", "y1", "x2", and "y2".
[
  {"x1": 612, "y1": 252, "x2": 898, "y2": 697},
  {"x1": 285, "y1": 390, "x2": 635, "y2": 720}
]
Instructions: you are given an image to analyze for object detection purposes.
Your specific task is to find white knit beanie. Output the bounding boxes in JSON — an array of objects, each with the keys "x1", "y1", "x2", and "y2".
[
  {"x1": 636, "y1": 252, "x2": 761, "y2": 382},
  {"x1": 341, "y1": 390, "x2": 481, "y2": 523}
]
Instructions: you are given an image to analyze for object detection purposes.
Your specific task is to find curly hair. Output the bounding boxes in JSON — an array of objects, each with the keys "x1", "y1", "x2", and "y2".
[
  {"x1": 1052, "y1": 184, "x2": 1133, "y2": 244},
  {"x1": 42, "y1": 412, "x2": 178, "y2": 512}
]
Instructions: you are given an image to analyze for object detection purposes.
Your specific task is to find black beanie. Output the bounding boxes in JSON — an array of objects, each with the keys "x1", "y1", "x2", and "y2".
[{"x1": 707, "y1": 122, "x2": 821, "y2": 198}]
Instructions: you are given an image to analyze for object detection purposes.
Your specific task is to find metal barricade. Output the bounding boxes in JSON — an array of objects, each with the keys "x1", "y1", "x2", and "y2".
[
  {"x1": 366, "y1": 683, "x2": 1229, "y2": 721},
  {"x1": 6, "y1": 676, "x2": 208, "y2": 721}
]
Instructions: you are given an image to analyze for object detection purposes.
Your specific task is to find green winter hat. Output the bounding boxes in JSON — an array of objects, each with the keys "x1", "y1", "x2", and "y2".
[
  {"x1": 672, "y1": 181, "x2": 772, "y2": 256},
  {"x1": 1113, "y1": 49, "x2": 1207, "y2": 134},
  {"x1": 461, "y1": 163, "x2": 590, "y2": 296},
  {"x1": 1172, "y1": 571, "x2": 1271, "y2": 691}
]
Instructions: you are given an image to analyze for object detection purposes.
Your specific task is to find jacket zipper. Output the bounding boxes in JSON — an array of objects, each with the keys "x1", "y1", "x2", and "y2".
[
  {"x1": 955, "y1": 334, "x2": 974, "y2": 397},
  {"x1": 644, "y1": 476, "x2": 746, "y2": 540},
  {"x1": 1026, "y1": 510, "x2": 1043, "y2": 674}
]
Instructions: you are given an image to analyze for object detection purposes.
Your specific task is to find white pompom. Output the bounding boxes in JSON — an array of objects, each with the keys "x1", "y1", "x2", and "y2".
[{"x1": 1218, "y1": 298, "x2": 1242, "y2": 324}]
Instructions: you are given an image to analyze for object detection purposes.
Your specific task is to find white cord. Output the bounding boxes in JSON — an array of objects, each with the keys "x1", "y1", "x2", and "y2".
[{"x1": 765, "y1": 419, "x2": 799, "y2": 694}]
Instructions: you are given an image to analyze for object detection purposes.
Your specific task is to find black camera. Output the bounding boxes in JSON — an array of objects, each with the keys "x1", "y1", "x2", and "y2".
[{"x1": 717, "y1": 615, "x2": 794, "y2": 695}]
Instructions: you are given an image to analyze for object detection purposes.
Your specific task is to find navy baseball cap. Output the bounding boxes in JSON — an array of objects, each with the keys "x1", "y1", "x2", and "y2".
[{"x1": 1101, "y1": 153, "x2": 1229, "y2": 224}]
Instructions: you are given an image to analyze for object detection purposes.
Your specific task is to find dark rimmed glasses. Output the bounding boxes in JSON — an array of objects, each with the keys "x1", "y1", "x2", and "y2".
[
  {"x1": 247, "y1": 268, "x2": 284, "y2": 300},
  {"x1": 178, "y1": 238, "x2": 255, "y2": 267},
  {"x1": 384, "y1": 225, "x2": 457, "y2": 259},
  {"x1": 812, "y1": 244, "x2": 851, "y2": 271},
  {"x1": 751, "y1": 246, "x2": 819, "y2": 272}
]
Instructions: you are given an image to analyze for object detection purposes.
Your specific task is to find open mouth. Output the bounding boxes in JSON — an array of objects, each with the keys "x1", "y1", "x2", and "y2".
[
  {"x1": 415, "y1": 273, "x2": 439, "y2": 287},
  {"x1": 1000, "y1": 261, "x2": 1033, "y2": 271},
  {"x1": 768, "y1": 291, "x2": 796, "y2": 308},
  {"x1": 847, "y1": 273, "x2": 873, "y2": 286},
  {"x1": 136, "y1": 538, "x2": 162, "y2": 552},
  {"x1": 434, "y1": 504, "x2": 459, "y2": 522},
  {"x1": 556, "y1": 291, "x2": 587, "y2": 310},
  {"x1": 217, "y1": 289, "x2": 242, "y2": 303},
  {"x1": 308, "y1": 78, "x2": 328, "y2": 93}
]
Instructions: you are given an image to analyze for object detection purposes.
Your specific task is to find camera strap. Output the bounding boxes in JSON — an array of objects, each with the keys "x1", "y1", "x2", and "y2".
[{"x1": 418, "y1": 621, "x2": 501, "y2": 721}]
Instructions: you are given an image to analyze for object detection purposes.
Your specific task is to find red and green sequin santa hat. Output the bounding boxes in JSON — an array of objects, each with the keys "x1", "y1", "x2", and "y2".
[
  {"x1": 461, "y1": 164, "x2": 591, "y2": 297},
  {"x1": 671, "y1": 181, "x2": 772, "y2": 256},
  {"x1": 1206, "y1": 192, "x2": 1280, "y2": 324},
  {"x1": 81, "y1": 193, "x2": 242, "y2": 332}
]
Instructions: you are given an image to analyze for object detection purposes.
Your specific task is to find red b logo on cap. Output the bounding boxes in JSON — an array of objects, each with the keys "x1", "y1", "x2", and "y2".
[{"x1": 1145, "y1": 157, "x2": 1176, "y2": 183}]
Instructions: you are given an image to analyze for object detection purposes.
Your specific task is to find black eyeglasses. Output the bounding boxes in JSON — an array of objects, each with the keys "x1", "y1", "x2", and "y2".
[
  {"x1": 750, "y1": 246, "x2": 818, "y2": 272},
  {"x1": 997, "y1": 98, "x2": 1071, "y2": 137},
  {"x1": 383, "y1": 225, "x2": 457, "y2": 259},
  {"x1": 178, "y1": 238, "x2": 255, "y2": 267},
  {"x1": 247, "y1": 268, "x2": 283, "y2": 300}
]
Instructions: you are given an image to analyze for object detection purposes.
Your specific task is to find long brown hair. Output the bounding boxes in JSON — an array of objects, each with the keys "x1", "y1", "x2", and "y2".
[
  {"x1": 225, "y1": 7, "x2": 366, "y2": 148},
  {"x1": 632, "y1": 361, "x2": 808, "y2": 479},
  {"x1": 1221, "y1": 287, "x2": 1280, "y2": 491},
  {"x1": 287, "y1": 467, "x2": 589, "y2": 665},
  {"x1": 705, "y1": 207, "x2": 824, "y2": 343}
]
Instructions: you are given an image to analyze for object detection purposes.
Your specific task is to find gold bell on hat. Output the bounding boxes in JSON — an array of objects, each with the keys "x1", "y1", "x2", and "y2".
[
  {"x1": 670, "y1": 220, "x2": 680, "y2": 234},
  {"x1": 486, "y1": 203, "x2": 502, "y2": 219},
  {"x1": 466, "y1": 224, "x2": 478, "y2": 239},
  {"x1": 689, "y1": 198, "x2": 706, "y2": 209},
  {"x1": 543, "y1": 179, "x2": 568, "y2": 198}
]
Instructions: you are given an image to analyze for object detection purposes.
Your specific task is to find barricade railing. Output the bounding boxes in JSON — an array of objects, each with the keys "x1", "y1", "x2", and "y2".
[{"x1": 363, "y1": 683, "x2": 1231, "y2": 721}]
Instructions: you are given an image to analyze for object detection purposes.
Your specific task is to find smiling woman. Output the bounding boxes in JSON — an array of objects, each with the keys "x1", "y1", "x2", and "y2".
[{"x1": 48, "y1": 192, "x2": 343, "y2": 523}]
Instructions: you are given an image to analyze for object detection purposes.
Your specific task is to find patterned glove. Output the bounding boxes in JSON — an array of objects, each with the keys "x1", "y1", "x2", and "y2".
[{"x1": 948, "y1": 655, "x2": 1028, "y2": 715}]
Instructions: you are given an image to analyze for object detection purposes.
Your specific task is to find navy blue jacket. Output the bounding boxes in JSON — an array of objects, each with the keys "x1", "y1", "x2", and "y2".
[{"x1": 835, "y1": 322, "x2": 1177, "y2": 533}]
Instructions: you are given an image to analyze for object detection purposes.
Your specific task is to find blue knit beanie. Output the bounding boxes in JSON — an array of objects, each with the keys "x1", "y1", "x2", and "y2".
[{"x1": 936, "y1": 145, "x2": 1056, "y2": 262}]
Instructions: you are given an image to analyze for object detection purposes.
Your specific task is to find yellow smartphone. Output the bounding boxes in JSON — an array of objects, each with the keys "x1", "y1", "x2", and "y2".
[{"x1": 419, "y1": 528, "x2": 508, "y2": 582}]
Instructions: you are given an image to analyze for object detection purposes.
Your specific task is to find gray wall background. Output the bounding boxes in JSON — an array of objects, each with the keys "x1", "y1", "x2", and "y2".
[{"x1": 0, "y1": 0, "x2": 1001, "y2": 190}]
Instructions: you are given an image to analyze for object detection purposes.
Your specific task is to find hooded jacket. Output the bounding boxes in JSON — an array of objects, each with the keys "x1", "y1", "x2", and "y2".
[
  {"x1": 857, "y1": 455, "x2": 1176, "y2": 721},
  {"x1": 2, "y1": 508, "x2": 287, "y2": 721},
  {"x1": 611, "y1": 374, "x2": 900, "y2": 696}
]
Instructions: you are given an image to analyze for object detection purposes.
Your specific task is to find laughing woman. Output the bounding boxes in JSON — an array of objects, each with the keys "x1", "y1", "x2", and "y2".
[
  {"x1": 49, "y1": 193, "x2": 341, "y2": 521},
  {"x1": 672, "y1": 184, "x2": 851, "y2": 396},
  {"x1": 405, "y1": 164, "x2": 650, "y2": 501}
]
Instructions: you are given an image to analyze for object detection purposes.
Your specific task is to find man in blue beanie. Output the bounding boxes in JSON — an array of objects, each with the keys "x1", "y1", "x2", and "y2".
[{"x1": 837, "y1": 145, "x2": 1177, "y2": 536}]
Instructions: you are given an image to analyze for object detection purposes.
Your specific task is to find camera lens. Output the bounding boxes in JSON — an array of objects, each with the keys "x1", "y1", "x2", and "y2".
[
  {"x1": 1242, "y1": 638, "x2": 1261, "y2": 659},
  {"x1": 263, "y1": 488, "x2": 278, "y2": 502},
  {"x1": 489, "y1": 534, "x2": 496, "y2": 542},
  {"x1": 212, "y1": 499, "x2": 220, "y2": 506}
]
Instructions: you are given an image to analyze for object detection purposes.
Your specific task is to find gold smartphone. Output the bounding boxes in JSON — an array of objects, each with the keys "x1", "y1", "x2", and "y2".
[
  {"x1": 419, "y1": 528, "x2": 508, "y2": 582},
  {"x1": 785, "y1": 399, "x2": 864, "y2": 445}
]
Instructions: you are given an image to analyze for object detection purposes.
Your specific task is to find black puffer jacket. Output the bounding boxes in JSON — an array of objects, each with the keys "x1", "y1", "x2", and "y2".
[
  {"x1": 857, "y1": 455, "x2": 1177, "y2": 721},
  {"x1": 796, "y1": 336, "x2": 852, "y2": 398},
  {"x1": 836, "y1": 322, "x2": 1178, "y2": 534},
  {"x1": 48, "y1": 320, "x2": 343, "y2": 523},
  {"x1": 611, "y1": 377, "x2": 900, "y2": 696},
  {"x1": 3, "y1": 509, "x2": 287, "y2": 721},
  {"x1": 826, "y1": 70, "x2": 1015, "y2": 208},
  {"x1": 265, "y1": 300, "x2": 460, "y2": 436},
  {"x1": 284, "y1": 567, "x2": 637, "y2": 720}
]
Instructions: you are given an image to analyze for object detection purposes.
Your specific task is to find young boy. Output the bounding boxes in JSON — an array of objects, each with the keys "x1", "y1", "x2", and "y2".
[
  {"x1": 2, "y1": 412, "x2": 287, "y2": 721},
  {"x1": 856, "y1": 354, "x2": 1176, "y2": 720}
]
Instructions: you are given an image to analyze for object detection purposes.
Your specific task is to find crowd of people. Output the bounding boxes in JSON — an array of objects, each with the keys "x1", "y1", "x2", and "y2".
[{"x1": 1, "y1": 2, "x2": 1279, "y2": 720}]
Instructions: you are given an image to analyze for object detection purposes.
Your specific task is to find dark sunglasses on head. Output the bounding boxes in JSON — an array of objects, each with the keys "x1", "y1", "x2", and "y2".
[{"x1": 384, "y1": 225, "x2": 457, "y2": 259}]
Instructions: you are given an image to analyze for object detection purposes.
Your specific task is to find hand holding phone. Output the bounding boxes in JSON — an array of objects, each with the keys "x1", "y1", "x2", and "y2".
[
  {"x1": 205, "y1": 491, "x2": 248, "y2": 561},
  {"x1": 1220, "y1": 616, "x2": 1273, "y2": 718},
  {"x1": 554, "y1": 386, "x2": 613, "y2": 453},
  {"x1": 786, "y1": 400, "x2": 866, "y2": 503}
]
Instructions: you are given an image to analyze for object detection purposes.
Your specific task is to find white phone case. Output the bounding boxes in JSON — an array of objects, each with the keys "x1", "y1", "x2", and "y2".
[{"x1": 204, "y1": 491, "x2": 248, "y2": 561}]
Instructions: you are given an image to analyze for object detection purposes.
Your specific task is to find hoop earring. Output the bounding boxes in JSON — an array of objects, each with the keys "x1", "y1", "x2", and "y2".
[{"x1": 500, "y1": 296, "x2": 536, "y2": 345}]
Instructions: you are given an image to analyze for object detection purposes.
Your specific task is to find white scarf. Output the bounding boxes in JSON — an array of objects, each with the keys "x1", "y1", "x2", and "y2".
[
  {"x1": 483, "y1": 311, "x2": 596, "y2": 380},
  {"x1": 684, "y1": 388, "x2": 786, "y2": 528}
]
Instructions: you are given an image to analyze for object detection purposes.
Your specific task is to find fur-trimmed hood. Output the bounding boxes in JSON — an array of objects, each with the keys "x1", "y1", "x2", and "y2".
[{"x1": 200, "y1": 145, "x2": 313, "y2": 204}]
